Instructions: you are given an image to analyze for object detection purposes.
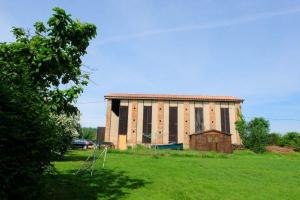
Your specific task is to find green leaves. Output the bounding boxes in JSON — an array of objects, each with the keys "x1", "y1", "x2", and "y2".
[
  {"x1": 235, "y1": 113, "x2": 248, "y2": 146},
  {"x1": 236, "y1": 116, "x2": 270, "y2": 153},
  {"x1": 281, "y1": 132, "x2": 300, "y2": 151},
  {"x1": 80, "y1": 127, "x2": 97, "y2": 141},
  {"x1": 34, "y1": 22, "x2": 46, "y2": 35},
  {"x1": 11, "y1": 27, "x2": 26, "y2": 40},
  {"x1": 0, "y1": 7, "x2": 97, "y2": 199},
  {"x1": 4, "y1": 7, "x2": 97, "y2": 114},
  {"x1": 247, "y1": 118, "x2": 269, "y2": 153}
]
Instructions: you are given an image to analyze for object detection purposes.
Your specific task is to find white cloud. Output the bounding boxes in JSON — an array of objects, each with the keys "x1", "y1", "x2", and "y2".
[{"x1": 97, "y1": 7, "x2": 300, "y2": 44}]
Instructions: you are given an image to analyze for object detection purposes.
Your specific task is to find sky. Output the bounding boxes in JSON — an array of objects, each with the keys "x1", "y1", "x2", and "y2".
[{"x1": 1, "y1": 0, "x2": 300, "y2": 133}]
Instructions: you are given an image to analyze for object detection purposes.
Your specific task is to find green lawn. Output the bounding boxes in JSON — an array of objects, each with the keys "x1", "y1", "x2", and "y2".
[{"x1": 43, "y1": 148, "x2": 300, "y2": 200}]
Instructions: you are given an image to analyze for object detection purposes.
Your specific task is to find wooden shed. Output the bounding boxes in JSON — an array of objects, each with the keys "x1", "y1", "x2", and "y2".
[{"x1": 189, "y1": 130, "x2": 233, "y2": 153}]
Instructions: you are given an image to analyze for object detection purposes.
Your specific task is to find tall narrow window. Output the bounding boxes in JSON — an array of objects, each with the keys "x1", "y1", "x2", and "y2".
[
  {"x1": 169, "y1": 107, "x2": 178, "y2": 143},
  {"x1": 112, "y1": 99, "x2": 120, "y2": 115},
  {"x1": 118, "y1": 106, "x2": 128, "y2": 135},
  {"x1": 195, "y1": 107, "x2": 204, "y2": 133},
  {"x1": 221, "y1": 108, "x2": 230, "y2": 133},
  {"x1": 142, "y1": 106, "x2": 152, "y2": 143}
]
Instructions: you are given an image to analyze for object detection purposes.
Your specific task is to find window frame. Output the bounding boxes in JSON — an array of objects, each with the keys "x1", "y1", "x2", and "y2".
[
  {"x1": 195, "y1": 107, "x2": 204, "y2": 133},
  {"x1": 221, "y1": 107, "x2": 230, "y2": 134},
  {"x1": 142, "y1": 106, "x2": 152, "y2": 143}
]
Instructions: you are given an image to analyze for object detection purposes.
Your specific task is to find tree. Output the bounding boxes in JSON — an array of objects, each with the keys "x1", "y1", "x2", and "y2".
[
  {"x1": 235, "y1": 113, "x2": 249, "y2": 148},
  {"x1": 280, "y1": 132, "x2": 300, "y2": 151},
  {"x1": 247, "y1": 118, "x2": 270, "y2": 153},
  {"x1": 0, "y1": 7, "x2": 96, "y2": 199},
  {"x1": 235, "y1": 116, "x2": 270, "y2": 153},
  {"x1": 51, "y1": 113, "x2": 82, "y2": 158},
  {"x1": 80, "y1": 127, "x2": 97, "y2": 141},
  {"x1": 267, "y1": 132, "x2": 282, "y2": 146}
]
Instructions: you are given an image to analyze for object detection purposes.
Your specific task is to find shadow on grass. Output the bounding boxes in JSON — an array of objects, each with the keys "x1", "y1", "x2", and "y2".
[{"x1": 42, "y1": 169, "x2": 148, "y2": 200}]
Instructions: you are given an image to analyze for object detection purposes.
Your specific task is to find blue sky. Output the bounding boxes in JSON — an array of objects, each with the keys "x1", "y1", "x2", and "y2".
[{"x1": 1, "y1": 0, "x2": 300, "y2": 133}]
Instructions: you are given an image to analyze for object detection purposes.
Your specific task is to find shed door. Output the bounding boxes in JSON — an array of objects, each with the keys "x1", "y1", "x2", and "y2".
[
  {"x1": 169, "y1": 107, "x2": 178, "y2": 143},
  {"x1": 207, "y1": 135, "x2": 219, "y2": 151}
]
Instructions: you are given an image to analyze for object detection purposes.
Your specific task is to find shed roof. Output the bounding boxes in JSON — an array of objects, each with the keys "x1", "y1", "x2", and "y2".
[
  {"x1": 190, "y1": 129, "x2": 232, "y2": 136},
  {"x1": 105, "y1": 93, "x2": 244, "y2": 103}
]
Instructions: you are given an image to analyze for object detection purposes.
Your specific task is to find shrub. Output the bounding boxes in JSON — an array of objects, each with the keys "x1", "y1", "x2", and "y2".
[
  {"x1": 235, "y1": 113, "x2": 249, "y2": 148},
  {"x1": 247, "y1": 118, "x2": 270, "y2": 153},
  {"x1": 0, "y1": 83, "x2": 57, "y2": 199},
  {"x1": 267, "y1": 132, "x2": 282, "y2": 146},
  {"x1": 235, "y1": 116, "x2": 270, "y2": 153},
  {"x1": 51, "y1": 114, "x2": 81, "y2": 158},
  {"x1": 280, "y1": 132, "x2": 300, "y2": 151}
]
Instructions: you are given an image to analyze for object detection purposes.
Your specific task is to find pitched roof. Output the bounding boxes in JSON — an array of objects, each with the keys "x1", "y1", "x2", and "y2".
[{"x1": 105, "y1": 93, "x2": 244, "y2": 103}]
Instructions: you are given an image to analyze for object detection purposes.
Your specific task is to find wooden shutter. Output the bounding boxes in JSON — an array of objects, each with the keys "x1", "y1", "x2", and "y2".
[
  {"x1": 225, "y1": 108, "x2": 230, "y2": 133},
  {"x1": 221, "y1": 108, "x2": 230, "y2": 133},
  {"x1": 118, "y1": 106, "x2": 128, "y2": 135},
  {"x1": 142, "y1": 106, "x2": 152, "y2": 143},
  {"x1": 195, "y1": 108, "x2": 204, "y2": 133},
  {"x1": 169, "y1": 107, "x2": 178, "y2": 143},
  {"x1": 221, "y1": 108, "x2": 225, "y2": 132}
]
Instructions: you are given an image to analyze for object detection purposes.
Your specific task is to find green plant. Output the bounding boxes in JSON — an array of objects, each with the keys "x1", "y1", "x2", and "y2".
[
  {"x1": 0, "y1": 7, "x2": 96, "y2": 199},
  {"x1": 235, "y1": 116, "x2": 270, "y2": 153},
  {"x1": 247, "y1": 118, "x2": 269, "y2": 153},
  {"x1": 80, "y1": 127, "x2": 97, "y2": 141},
  {"x1": 235, "y1": 113, "x2": 249, "y2": 148},
  {"x1": 267, "y1": 132, "x2": 282, "y2": 146},
  {"x1": 0, "y1": 83, "x2": 57, "y2": 199},
  {"x1": 280, "y1": 132, "x2": 300, "y2": 151},
  {"x1": 52, "y1": 113, "x2": 82, "y2": 158}
]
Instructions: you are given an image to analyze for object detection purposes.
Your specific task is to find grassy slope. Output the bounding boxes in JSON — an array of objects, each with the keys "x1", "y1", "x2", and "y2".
[{"x1": 44, "y1": 149, "x2": 300, "y2": 200}]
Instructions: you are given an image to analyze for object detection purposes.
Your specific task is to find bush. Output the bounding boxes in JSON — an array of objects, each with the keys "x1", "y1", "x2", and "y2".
[
  {"x1": 267, "y1": 133, "x2": 282, "y2": 146},
  {"x1": 235, "y1": 116, "x2": 270, "y2": 153},
  {"x1": 0, "y1": 83, "x2": 57, "y2": 199},
  {"x1": 280, "y1": 132, "x2": 300, "y2": 151},
  {"x1": 247, "y1": 118, "x2": 270, "y2": 153},
  {"x1": 52, "y1": 114, "x2": 81, "y2": 158},
  {"x1": 235, "y1": 113, "x2": 249, "y2": 148}
]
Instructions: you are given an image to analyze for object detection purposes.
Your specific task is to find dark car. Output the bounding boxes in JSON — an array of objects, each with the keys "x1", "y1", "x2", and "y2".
[{"x1": 72, "y1": 139, "x2": 94, "y2": 149}]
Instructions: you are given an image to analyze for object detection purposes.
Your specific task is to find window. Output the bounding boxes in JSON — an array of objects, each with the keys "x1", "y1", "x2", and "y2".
[
  {"x1": 169, "y1": 107, "x2": 178, "y2": 143},
  {"x1": 195, "y1": 107, "x2": 204, "y2": 133},
  {"x1": 142, "y1": 106, "x2": 152, "y2": 143},
  {"x1": 111, "y1": 99, "x2": 120, "y2": 115},
  {"x1": 118, "y1": 106, "x2": 128, "y2": 135},
  {"x1": 221, "y1": 108, "x2": 230, "y2": 133}
]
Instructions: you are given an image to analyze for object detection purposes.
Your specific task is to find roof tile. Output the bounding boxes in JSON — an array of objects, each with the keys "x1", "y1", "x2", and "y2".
[{"x1": 105, "y1": 93, "x2": 244, "y2": 102}]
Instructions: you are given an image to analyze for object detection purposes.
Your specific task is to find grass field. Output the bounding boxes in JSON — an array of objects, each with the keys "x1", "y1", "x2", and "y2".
[{"x1": 43, "y1": 148, "x2": 300, "y2": 200}]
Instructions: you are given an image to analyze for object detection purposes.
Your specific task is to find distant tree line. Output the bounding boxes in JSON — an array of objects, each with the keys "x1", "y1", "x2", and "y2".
[
  {"x1": 267, "y1": 132, "x2": 300, "y2": 151},
  {"x1": 236, "y1": 114, "x2": 300, "y2": 153},
  {"x1": 79, "y1": 127, "x2": 97, "y2": 141}
]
